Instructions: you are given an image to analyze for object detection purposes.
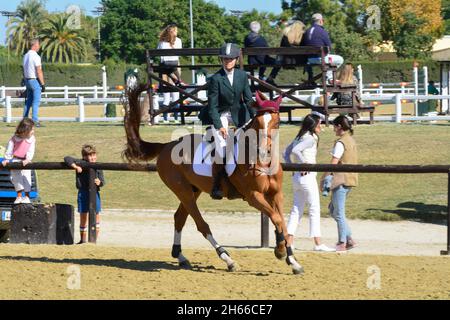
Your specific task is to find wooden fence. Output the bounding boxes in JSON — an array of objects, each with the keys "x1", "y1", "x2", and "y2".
[{"x1": 2, "y1": 162, "x2": 450, "y2": 254}]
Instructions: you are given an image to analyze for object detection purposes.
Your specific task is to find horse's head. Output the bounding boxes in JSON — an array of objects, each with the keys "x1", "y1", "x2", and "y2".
[
  {"x1": 252, "y1": 90, "x2": 281, "y2": 132},
  {"x1": 245, "y1": 91, "x2": 282, "y2": 170}
]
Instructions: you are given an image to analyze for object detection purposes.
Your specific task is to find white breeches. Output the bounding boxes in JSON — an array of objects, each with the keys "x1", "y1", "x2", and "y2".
[
  {"x1": 287, "y1": 175, "x2": 321, "y2": 238},
  {"x1": 212, "y1": 111, "x2": 234, "y2": 160},
  {"x1": 163, "y1": 91, "x2": 180, "y2": 106}
]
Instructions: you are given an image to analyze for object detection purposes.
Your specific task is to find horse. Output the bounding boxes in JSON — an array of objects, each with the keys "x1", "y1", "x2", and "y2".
[{"x1": 123, "y1": 85, "x2": 304, "y2": 275}]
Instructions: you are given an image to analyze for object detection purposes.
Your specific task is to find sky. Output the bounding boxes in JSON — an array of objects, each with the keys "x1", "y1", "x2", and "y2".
[{"x1": 0, "y1": 0, "x2": 283, "y2": 45}]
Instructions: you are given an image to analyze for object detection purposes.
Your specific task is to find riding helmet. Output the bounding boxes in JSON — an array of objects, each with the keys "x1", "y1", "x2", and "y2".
[{"x1": 219, "y1": 43, "x2": 240, "y2": 59}]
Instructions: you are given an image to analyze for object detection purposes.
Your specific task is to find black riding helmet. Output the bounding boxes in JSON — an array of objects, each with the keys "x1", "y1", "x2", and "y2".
[{"x1": 218, "y1": 43, "x2": 240, "y2": 59}]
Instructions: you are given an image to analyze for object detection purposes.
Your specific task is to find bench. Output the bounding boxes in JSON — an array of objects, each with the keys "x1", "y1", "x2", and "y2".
[{"x1": 144, "y1": 47, "x2": 373, "y2": 125}]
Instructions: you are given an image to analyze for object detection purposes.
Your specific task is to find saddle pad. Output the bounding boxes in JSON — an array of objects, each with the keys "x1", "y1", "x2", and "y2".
[{"x1": 193, "y1": 141, "x2": 237, "y2": 177}]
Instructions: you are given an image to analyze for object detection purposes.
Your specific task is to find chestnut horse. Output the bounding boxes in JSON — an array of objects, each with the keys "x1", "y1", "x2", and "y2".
[{"x1": 123, "y1": 85, "x2": 303, "y2": 275}]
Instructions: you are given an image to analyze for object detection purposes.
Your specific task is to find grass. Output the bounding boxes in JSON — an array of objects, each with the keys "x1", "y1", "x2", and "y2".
[{"x1": 0, "y1": 107, "x2": 449, "y2": 223}]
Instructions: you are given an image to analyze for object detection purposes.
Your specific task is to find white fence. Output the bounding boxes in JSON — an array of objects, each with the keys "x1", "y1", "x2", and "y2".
[
  {"x1": 1, "y1": 83, "x2": 450, "y2": 123},
  {"x1": 1, "y1": 85, "x2": 123, "y2": 99}
]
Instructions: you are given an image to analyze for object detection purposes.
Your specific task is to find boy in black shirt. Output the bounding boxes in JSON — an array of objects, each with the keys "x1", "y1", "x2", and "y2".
[{"x1": 64, "y1": 144, "x2": 105, "y2": 244}]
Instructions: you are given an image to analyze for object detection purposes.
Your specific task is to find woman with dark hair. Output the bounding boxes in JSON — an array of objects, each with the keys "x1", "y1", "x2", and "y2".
[
  {"x1": 320, "y1": 115, "x2": 358, "y2": 252},
  {"x1": 283, "y1": 113, "x2": 335, "y2": 252}
]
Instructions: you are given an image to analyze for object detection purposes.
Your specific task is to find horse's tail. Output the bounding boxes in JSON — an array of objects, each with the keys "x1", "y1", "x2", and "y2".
[{"x1": 123, "y1": 84, "x2": 166, "y2": 162}]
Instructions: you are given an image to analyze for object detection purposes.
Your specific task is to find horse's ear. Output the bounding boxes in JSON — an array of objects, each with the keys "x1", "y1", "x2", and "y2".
[
  {"x1": 275, "y1": 95, "x2": 283, "y2": 106},
  {"x1": 255, "y1": 91, "x2": 264, "y2": 107}
]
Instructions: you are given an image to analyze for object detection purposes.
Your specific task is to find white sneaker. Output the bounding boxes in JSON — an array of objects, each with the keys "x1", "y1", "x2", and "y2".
[
  {"x1": 14, "y1": 197, "x2": 22, "y2": 204},
  {"x1": 21, "y1": 196, "x2": 31, "y2": 204},
  {"x1": 313, "y1": 244, "x2": 336, "y2": 252}
]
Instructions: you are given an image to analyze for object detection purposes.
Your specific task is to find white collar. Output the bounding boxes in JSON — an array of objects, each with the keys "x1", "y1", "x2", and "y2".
[{"x1": 223, "y1": 68, "x2": 234, "y2": 76}]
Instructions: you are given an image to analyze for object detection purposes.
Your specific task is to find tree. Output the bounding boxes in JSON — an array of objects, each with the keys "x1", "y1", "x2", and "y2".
[
  {"x1": 392, "y1": 12, "x2": 434, "y2": 59},
  {"x1": 6, "y1": 0, "x2": 46, "y2": 57},
  {"x1": 282, "y1": 0, "x2": 376, "y2": 60},
  {"x1": 443, "y1": 0, "x2": 450, "y2": 34},
  {"x1": 99, "y1": 0, "x2": 283, "y2": 64},
  {"x1": 39, "y1": 14, "x2": 87, "y2": 63}
]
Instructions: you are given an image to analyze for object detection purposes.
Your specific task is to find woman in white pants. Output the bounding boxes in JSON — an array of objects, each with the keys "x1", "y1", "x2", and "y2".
[
  {"x1": 157, "y1": 23, "x2": 183, "y2": 123},
  {"x1": 283, "y1": 113, "x2": 334, "y2": 252}
]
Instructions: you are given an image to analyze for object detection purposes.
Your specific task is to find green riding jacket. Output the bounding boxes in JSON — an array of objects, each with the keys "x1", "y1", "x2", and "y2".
[{"x1": 199, "y1": 68, "x2": 255, "y2": 129}]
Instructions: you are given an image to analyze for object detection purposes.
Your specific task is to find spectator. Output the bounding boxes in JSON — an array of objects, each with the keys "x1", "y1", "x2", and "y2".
[
  {"x1": 64, "y1": 145, "x2": 105, "y2": 244},
  {"x1": 1, "y1": 118, "x2": 36, "y2": 204},
  {"x1": 428, "y1": 80, "x2": 440, "y2": 113},
  {"x1": 267, "y1": 20, "x2": 306, "y2": 86},
  {"x1": 283, "y1": 113, "x2": 335, "y2": 252},
  {"x1": 320, "y1": 115, "x2": 358, "y2": 252},
  {"x1": 23, "y1": 38, "x2": 45, "y2": 126},
  {"x1": 330, "y1": 63, "x2": 360, "y2": 106},
  {"x1": 244, "y1": 21, "x2": 278, "y2": 82},
  {"x1": 301, "y1": 13, "x2": 344, "y2": 83},
  {"x1": 198, "y1": 43, "x2": 255, "y2": 199},
  {"x1": 157, "y1": 23, "x2": 183, "y2": 123}
]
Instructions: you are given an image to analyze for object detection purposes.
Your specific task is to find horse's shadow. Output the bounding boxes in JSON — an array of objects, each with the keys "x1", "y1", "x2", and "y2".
[
  {"x1": 0, "y1": 255, "x2": 203, "y2": 272},
  {"x1": 0, "y1": 253, "x2": 287, "y2": 276},
  {"x1": 367, "y1": 201, "x2": 447, "y2": 225}
]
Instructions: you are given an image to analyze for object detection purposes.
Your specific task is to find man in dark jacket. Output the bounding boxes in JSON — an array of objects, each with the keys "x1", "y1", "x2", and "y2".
[
  {"x1": 244, "y1": 21, "x2": 278, "y2": 83},
  {"x1": 199, "y1": 43, "x2": 255, "y2": 199},
  {"x1": 301, "y1": 13, "x2": 344, "y2": 83}
]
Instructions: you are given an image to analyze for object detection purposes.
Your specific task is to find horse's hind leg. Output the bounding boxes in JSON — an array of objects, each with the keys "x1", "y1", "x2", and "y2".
[
  {"x1": 172, "y1": 203, "x2": 193, "y2": 269},
  {"x1": 168, "y1": 180, "x2": 237, "y2": 272},
  {"x1": 184, "y1": 200, "x2": 238, "y2": 272}
]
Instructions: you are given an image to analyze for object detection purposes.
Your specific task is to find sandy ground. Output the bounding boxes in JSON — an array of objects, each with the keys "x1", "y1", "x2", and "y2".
[
  {"x1": 0, "y1": 209, "x2": 449, "y2": 300},
  {"x1": 94, "y1": 209, "x2": 448, "y2": 257}
]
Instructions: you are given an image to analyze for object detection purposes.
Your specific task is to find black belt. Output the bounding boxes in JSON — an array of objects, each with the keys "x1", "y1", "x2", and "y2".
[{"x1": 25, "y1": 78, "x2": 36, "y2": 80}]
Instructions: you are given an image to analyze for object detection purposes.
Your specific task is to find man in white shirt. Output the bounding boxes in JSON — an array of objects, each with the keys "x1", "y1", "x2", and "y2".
[{"x1": 23, "y1": 38, "x2": 45, "y2": 126}]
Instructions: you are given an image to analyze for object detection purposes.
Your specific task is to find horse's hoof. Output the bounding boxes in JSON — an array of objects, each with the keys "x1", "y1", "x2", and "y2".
[
  {"x1": 274, "y1": 247, "x2": 287, "y2": 260},
  {"x1": 179, "y1": 260, "x2": 192, "y2": 269},
  {"x1": 227, "y1": 263, "x2": 238, "y2": 272},
  {"x1": 292, "y1": 266, "x2": 304, "y2": 275}
]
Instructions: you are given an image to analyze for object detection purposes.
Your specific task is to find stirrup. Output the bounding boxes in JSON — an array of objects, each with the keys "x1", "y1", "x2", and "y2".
[{"x1": 210, "y1": 188, "x2": 223, "y2": 200}]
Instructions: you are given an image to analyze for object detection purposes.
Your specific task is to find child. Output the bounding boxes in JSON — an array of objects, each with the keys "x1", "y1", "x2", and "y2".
[
  {"x1": 64, "y1": 144, "x2": 105, "y2": 244},
  {"x1": 320, "y1": 115, "x2": 358, "y2": 252},
  {"x1": 330, "y1": 63, "x2": 360, "y2": 106},
  {"x1": 2, "y1": 118, "x2": 36, "y2": 204},
  {"x1": 283, "y1": 113, "x2": 335, "y2": 252}
]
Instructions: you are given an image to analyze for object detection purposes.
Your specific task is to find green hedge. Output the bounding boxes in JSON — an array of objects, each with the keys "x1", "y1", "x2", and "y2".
[
  {"x1": 351, "y1": 59, "x2": 440, "y2": 84},
  {"x1": 0, "y1": 59, "x2": 441, "y2": 87},
  {"x1": 0, "y1": 63, "x2": 144, "y2": 87}
]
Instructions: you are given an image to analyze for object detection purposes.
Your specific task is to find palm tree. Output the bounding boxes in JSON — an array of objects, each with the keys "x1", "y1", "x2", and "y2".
[
  {"x1": 39, "y1": 14, "x2": 87, "y2": 63},
  {"x1": 6, "y1": 0, "x2": 46, "y2": 56}
]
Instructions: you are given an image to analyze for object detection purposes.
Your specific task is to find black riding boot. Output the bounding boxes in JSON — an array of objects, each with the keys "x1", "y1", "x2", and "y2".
[{"x1": 211, "y1": 162, "x2": 225, "y2": 200}]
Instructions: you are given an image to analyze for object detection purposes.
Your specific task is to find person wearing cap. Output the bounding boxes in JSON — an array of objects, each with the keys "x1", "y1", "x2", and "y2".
[
  {"x1": 244, "y1": 21, "x2": 278, "y2": 82},
  {"x1": 199, "y1": 43, "x2": 255, "y2": 200},
  {"x1": 301, "y1": 13, "x2": 344, "y2": 83}
]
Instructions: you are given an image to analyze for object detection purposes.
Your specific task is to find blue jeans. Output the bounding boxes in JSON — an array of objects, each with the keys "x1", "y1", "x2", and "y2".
[
  {"x1": 23, "y1": 79, "x2": 41, "y2": 122},
  {"x1": 329, "y1": 185, "x2": 352, "y2": 243}
]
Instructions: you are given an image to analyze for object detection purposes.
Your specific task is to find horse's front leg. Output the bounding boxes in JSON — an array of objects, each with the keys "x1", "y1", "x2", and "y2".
[{"x1": 263, "y1": 191, "x2": 304, "y2": 275}]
